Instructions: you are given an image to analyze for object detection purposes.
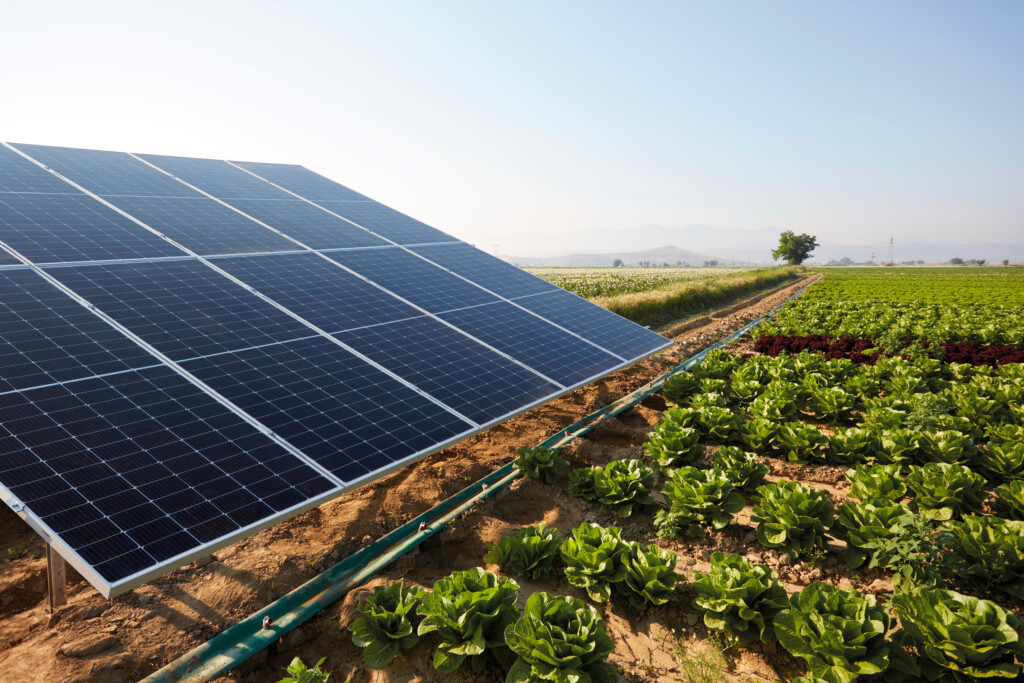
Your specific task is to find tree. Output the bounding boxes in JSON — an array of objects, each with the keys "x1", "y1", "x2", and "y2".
[
  {"x1": 1004, "y1": 259, "x2": 1011, "y2": 266},
  {"x1": 950, "y1": 257, "x2": 964, "y2": 265},
  {"x1": 612, "y1": 259, "x2": 624, "y2": 267},
  {"x1": 977, "y1": 259, "x2": 986, "y2": 266},
  {"x1": 771, "y1": 231, "x2": 819, "y2": 265}
]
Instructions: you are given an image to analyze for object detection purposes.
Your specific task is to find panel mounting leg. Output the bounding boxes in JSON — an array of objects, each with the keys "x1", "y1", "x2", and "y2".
[{"x1": 46, "y1": 544, "x2": 67, "y2": 611}]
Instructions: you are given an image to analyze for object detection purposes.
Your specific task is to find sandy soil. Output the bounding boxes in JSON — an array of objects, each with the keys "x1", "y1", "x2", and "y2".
[{"x1": 0, "y1": 277, "x2": 831, "y2": 683}]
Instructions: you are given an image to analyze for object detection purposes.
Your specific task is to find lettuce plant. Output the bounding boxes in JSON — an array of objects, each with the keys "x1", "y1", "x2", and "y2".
[
  {"x1": 655, "y1": 467, "x2": 745, "y2": 539},
  {"x1": 730, "y1": 379, "x2": 765, "y2": 405},
  {"x1": 417, "y1": 568, "x2": 519, "y2": 674},
  {"x1": 660, "y1": 406, "x2": 702, "y2": 432},
  {"x1": 483, "y1": 523, "x2": 561, "y2": 580},
  {"x1": 514, "y1": 446, "x2": 569, "y2": 484},
  {"x1": 691, "y1": 552, "x2": 788, "y2": 645},
  {"x1": 806, "y1": 386, "x2": 858, "y2": 423},
  {"x1": 644, "y1": 426, "x2": 702, "y2": 469},
  {"x1": 976, "y1": 442, "x2": 1024, "y2": 484},
  {"x1": 712, "y1": 446, "x2": 769, "y2": 492},
  {"x1": 662, "y1": 372, "x2": 700, "y2": 405},
  {"x1": 504, "y1": 592, "x2": 616, "y2": 683},
  {"x1": 775, "y1": 583, "x2": 893, "y2": 683},
  {"x1": 892, "y1": 588, "x2": 1024, "y2": 683},
  {"x1": 697, "y1": 406, "x2": 740, "y2": 443},
  {"x1": 833, "y1": 499, "x2": 906, "y2": 568},
  {"x1": 349, "y1": 580, "x2": 426, "y2": 668},
  {"x1": 568, "y1": 459, "x2": 655, "y2": 518},
  {"x1": 617, "y1": 542, "x2": 683, "y2": 609},
  {"x1": 699, "y1": 378, "x2": 729, "y2": 395},
  {"x1": 560, "y1": 523, "x2": 629, "y2": 602},
  {"x1": 741, "y1": 417, "x2": 779, "y2": 453},
  {"x1": 844, "y1": 463, "x2": 907, "y2": 502},
  {"x1": 775, "y1": 421, "x2": 829, "y2": 465},
  {"x1": 751, "y1": 480, "x2": 834, "y2": 559},
  {"x1": 906, "y1": 463, "x2": 987, "y2": 520},
  {"x1": 749, "y1": 394, "x2": 797, "y2": 422},
  {"x1": 826, "y1": 427, "x2": 878, "y2": 466},
  {"x1": 918, "y1": 430, "x2": 977, "y2": 467},
  {"x1": 877, "y1": 428, "x2": 922, "y2": 466},
  {"x1": 949, "y1": 515, "x2": 1024, "y2": 601},
  {"x1": 993, "y1": 480, "x2": 1024, "y2": 521},
  {"x1": 692, "y1": 349, "x2": 740, "y2": 380},
  {"x1": 278, "y1": 657, "x2": 331, "y2": 683},
  {"x1": 690, "y1": 391, "x2": 729, "y2": 410}
]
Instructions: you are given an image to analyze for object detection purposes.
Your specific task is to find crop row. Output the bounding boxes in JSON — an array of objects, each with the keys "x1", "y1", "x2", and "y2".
[
  {"x1": 753, "y1": 334, "x2": 1024, "y2": 365},
  {"x1": 525, "y1": 266, "x2": 753, "y2": 298},
  {"x1": 800, "y1": 267, "x2": 1024, "y2": 306}
]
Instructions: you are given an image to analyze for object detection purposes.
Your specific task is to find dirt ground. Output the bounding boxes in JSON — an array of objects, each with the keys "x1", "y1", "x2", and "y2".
[{"x1": 0, "y1": 276, "x2": 826, "y2": 683}]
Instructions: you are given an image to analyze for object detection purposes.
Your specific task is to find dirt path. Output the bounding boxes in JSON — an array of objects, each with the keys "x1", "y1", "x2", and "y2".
[{"x1": 0, "y1": 276, "x2": 818, "y2": 683}]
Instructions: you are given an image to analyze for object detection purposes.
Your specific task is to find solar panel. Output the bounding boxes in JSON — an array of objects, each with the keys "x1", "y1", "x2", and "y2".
[{"x1": 0, "y1": 142, "x2": 672, "y2": 598}]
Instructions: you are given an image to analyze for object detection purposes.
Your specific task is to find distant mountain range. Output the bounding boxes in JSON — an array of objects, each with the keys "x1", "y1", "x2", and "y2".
[{"x1": 494, "y1": 224, "x2": 1024, "y2": 264}]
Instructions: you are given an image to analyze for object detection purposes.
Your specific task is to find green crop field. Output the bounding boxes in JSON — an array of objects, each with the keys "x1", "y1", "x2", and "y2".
[{"x1": 526, "y1": 266, "x2": 753, "y2": 298}]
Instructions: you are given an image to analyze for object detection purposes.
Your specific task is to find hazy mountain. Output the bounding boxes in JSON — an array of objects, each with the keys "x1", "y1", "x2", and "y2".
[{"x1": 492, "y1": 224, "x2": 1024, "y2": 264}]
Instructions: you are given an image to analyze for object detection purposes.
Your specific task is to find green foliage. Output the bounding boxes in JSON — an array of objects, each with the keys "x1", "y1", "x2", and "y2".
[
  {"x1": 740, "y1": 417, "x2": 779, "y2": 453},
  {"x1": 560, "y1": 523, "x2": 629, "y2": 603},
  {"x1": 949, "y1": 515, "x2": 1024, "y2": 602},
  {"x1": 918, "y1": 430, "x2": 977, "y2": 466},
  {"x1": 277, "y1": 657, "x2": 331, "y2": 683},
  {"x1": 514, "y1": 446, "x2": 568, "y2": 484},
  {"x1": 617, "y1": 542, "x2": 683, "y2": 609},
  {"x1": 749, "y1": 394, "x2": 797, "y2": 422},
  {"x1": 568, "y1": 459, "x2": 655, "y2": 518},
  {"x1": 844, "y1": 463, "x2": 906, "y2": 502},
  {"x1": 692, "y1": 349, "x2": 741, "y2": 380},
  {"x1": 833, "y1": 499, "x2": 907, "y2": 569},
  {"x1": 775, "y1": 583, "x2": 893, "y2": 683},
  {"x1": 691, "y1": 552, "x2": 789, "y2": 645},
  {"x1": 854, "y1": 511, "x2": 954, "y2": 590},
  {"x1": 993, "y1": 480, "x2": 1024, "y2": 521},
  {"x1": 504, "y1": 592, "x2": 616, "y2": 683},
  {"x1": 892, "y1": 588, "x2": 1024, "y2": 683},
  {"x1": 417, "y1": 568, "x2": 519, "y2": 674},
  {"x1": 661, "y1": 406, "x2": 702, "y2": 432},
  {"x1": 826, "y1": 428, "x2": 878, "y2": 466},
  {"x1": 877, "y1": 429, "x2": 922, "y2": 467},
  {"x1": 806, "y1": 386, "x2": 858, "y2": 423},
  {"x1": 483, "y1": 523, "x2": 562, "y2": 580},
  {"x1": 655, "y1": 467, "x2": 746, "y2": 539},
  {"x1": 775, "y1": 421, "x2": 829, "y2": 465},
  {"x1": 711, "y1": 446, "x2": 769, "y2": 492},
  {"x1": 349, "y1": 581, "x2": 426, "y2": 669},
  {"x1": 752, "y1": 480, "x2": 834, "y2": 559},
  {"x1": 697, "y1": 406, "x2": 740, "y2": 443},
  {"x1": 772, "y1": 230, "x2": 819, "y2": 265},
  {"x1": 906, "y1": 463, "x2": 987, "y2": 520},
  {"x1": 976, "y1": 442, "x2": 1024, "y2": 484},
  {"x1": 644, "y1": 426, "x2": 703, "y2": 469},
  {"x1": 663, "y1": 372, "x2": 701, "y2": 404}
]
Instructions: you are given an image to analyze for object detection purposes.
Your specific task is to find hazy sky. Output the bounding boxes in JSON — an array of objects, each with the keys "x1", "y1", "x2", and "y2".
[{"x1": 3, "y1": 1, "x2": 1022, "y2": 248}]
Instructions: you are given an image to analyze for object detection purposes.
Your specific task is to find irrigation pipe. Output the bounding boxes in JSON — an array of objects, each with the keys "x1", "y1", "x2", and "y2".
[{"x1": 142, "y1": 280, "x2": 812, "y2": 683}]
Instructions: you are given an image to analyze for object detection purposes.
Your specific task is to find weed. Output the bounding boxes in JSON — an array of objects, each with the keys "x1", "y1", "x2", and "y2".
[
  {"x1": 7, "y1": 544, "x2": 26, "y2": 561},
  {"x1": 662, "y1": 627, "x2": 731, "y2": 683}
]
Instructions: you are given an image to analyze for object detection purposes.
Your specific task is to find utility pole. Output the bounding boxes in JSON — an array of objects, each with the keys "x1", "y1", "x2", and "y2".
[{"x1": 887, "y1": 237, "x2": 894, "y2": 266}]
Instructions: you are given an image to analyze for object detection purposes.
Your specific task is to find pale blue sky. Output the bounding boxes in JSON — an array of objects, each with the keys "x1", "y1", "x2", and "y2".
[{"x1": 2, "y1": 1, "x2": 1022, "y2": 248}]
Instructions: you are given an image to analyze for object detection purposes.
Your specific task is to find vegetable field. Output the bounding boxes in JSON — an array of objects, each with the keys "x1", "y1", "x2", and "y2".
[{"x1": 527, "y1": 267, "x2": 755, "y2": 299}]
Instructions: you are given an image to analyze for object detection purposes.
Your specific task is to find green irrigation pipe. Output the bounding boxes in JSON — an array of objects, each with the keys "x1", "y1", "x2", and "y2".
[{"x1": 141, "y1": 281, "x2": 811, "y2": 683}]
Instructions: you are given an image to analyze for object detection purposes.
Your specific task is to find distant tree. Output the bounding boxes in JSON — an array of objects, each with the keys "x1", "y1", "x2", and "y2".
[
  {"x1": 977, "y1": 259, "x2": 987, "y2": 266},
  {"x1": 917, "y1": 260, "x2": 925, "y2": 264},
  {"x1": 612, "y1": 258, "x2": 624, "y2": 267},
  {"x1": 703, "y1": 259, "x2": 719, "y2": 267},
  {"x1": 772, "y1": 231, "x2": 819, "y2": 265},
  {"x1": 950, "y1": 257, "x2": 965, "y2": 265},
  {"x1": 839, "y1": 257, "x2": 853, "y2": 266},
  {"x1": 1004, "y1": 259, "x2": 1011, "y2": 266}
]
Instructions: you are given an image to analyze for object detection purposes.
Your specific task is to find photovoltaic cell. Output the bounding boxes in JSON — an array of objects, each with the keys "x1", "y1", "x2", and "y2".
[
  {"x1": 230, "y1": 161, "x2": 372, "y2": 201},
  {"x1": 135, "y1": 154, "x2": 296, "y2": 200},
  {"x1": 514, "y1": 289, "x2": 672, "y2": 359},
  {"x1": 316, "y1": 201, "x2": 459, "y2": 245},
  {"x1": 44, "y1": 260, "x2": 313, "y2": 361},
  {"x1": 0, "y1": 365, "x2": 336, "y2": 584},
  {"x1": 335, "y1": 316, "x2": 560, "y2": 424},
  {"x1": 218, "y1": 199, "x2": 390, "y2": 250},
  {"x1": 326, "y1": 247, "x2": 499, "y2": 313},
  {"x1": 180, "y1": 336, "x2": 472, "y2": 483},
  {"x1": 0, "y1": 192, "x2": 185, "y2": 264},
  {"x1": 0, "y1": 269, "x2": 161, "y2": 393},
  {"x1": 12, "y1": 144, "x2": 202, "y2": 198},
  {"x1": 99, "y1": 196, "x2": 300, "y2": 255},
  {"x1": 411, "y1": 243, "x2": 558, "y2": 298},
  {"x1": 438, "y1": 301, "x2": 624, "y2": 387},
  {"x1": 210, "y1": 252, "x2": 425, "y2": 333},
  {"x1": 0, "y1": 145, "x2": 79, "y2": 195}
]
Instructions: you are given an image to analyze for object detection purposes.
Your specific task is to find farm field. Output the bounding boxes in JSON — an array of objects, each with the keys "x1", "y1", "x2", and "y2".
[{"x1": 527, "y1": 266, "x2": 757, "y2": 299}]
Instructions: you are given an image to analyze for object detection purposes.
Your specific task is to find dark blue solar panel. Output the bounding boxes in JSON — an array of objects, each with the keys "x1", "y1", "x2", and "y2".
[
  {"x1": 180, "y1": 336, "x2": 472, "y2": 483},
  {"x1": 316, "y1": 201, "x2": 458, "y2": 245},
  {"x1": 211, "y1": 252, "x2": 424, "y2": 332},
  {"x1": 12, "y1": 144, "x2": 202, "y2": 198},
  {"x1": 335, "y1": 316, "x2": 559, "y2": 424},
  {"x1": 326, "y1": 247, "x2": 499, "y2": 313},
  {"x1": 0, "y1": 253, "x2": 18, "y2": 266},
  {"x1": 219, "y1": 199, "x2": 390, "y2": 250},
  {"x1": 0, "y1": 366, "x2": 336, "y2": 585},
  {"x1": 0, "y1": 145, "x2": 78, "y2": 194},
  {"x1": 438, "y1": 301, "x2": 624, "y2": 387},
  {"x1": 230, "y1": 161, "x2": 372, "y2": 201},
  {"x1": 45, "y1": 260, "x2": 313, "y2": 361},
  {"x1": 0, "y1": 269, "x2": 161, "y2": 393},
  {"x1": 0, "y1": 192, "x2": 185, "y2": 264},
  {"x1": 411, "y1": 243, "x2": 559, "y2": 298},
  {"x1": 100, "y1": 196, "x2": 300, "y2": 255},
  {"x1": 136, "y1": 154, "x2": 295, "y2": 200},
  {"x1": 514, "y1": 289, "x2": 671, "y2": 360}
]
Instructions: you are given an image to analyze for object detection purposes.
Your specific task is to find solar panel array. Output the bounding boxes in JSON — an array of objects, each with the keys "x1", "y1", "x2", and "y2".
[{"x1": 0, "y1": 142, "x2": 672, "y2": 597}]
